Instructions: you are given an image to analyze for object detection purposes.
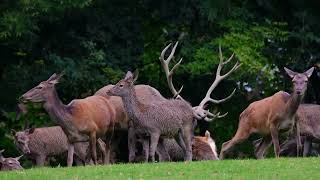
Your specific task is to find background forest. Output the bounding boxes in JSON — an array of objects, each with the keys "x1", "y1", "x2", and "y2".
[{"x1": 0, "y1": 0, "x2": 319, "y2": 160}]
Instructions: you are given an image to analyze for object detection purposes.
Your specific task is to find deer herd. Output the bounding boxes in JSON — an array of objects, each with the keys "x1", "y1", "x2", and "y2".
[{"x1": 0, "y1": 41, "x2": 318, "y2": 171}]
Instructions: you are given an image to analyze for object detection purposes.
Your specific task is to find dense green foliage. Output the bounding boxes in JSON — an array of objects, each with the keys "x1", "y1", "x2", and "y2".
[
  {"x1": 2, "y1": 158, "x2": 320, "y2": 179},
  {"x1": 0, "y1": 0, "x2": 319, "y2": 160}
]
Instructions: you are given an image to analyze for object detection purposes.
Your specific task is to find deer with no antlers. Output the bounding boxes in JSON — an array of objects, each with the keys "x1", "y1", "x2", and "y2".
[
  {"x1": 0, "y1": 150, "x2": 23, "y2": 171},
  {"x1": 20, "y1": 73, "x2": 115, "y2": 165},
  {"x1": 220, "y1": 67, "x2": 315, "y2": 159},
  {"x1": 107, "y1": 71, "x2": 195, "y2": 162}
]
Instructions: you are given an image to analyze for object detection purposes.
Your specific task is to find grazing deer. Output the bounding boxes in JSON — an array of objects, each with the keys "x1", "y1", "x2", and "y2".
[
  {"x1": 254, "y1": 103, "x2": 320, "y2": 158},
  {"x1": 20, "y1": 73, "x2": 115, "y2": 165},
  {"x1": 0, "y1": 150, "x2": 23, "y2": 171},
  {"x1": 220, "y1": 67, "x2": 315, "y2": 159},
  {"x1": 107, "y1": 71, "x2": 195, "y2": 162}
]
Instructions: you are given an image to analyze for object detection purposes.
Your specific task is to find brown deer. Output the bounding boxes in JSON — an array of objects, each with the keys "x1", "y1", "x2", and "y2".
[
  {"x1": 107, "y1": 71, "x2": 195, "y2": 162},
  {"x1": 0, "y1": 150, "x2": 23, "y2": 171},
  {"x1": 254, "y1": 103, "x2": 320, "y2": 158},
  {"x1": 220, "y1": 67, "x2": 315, "y2": 159},
  {"x1": 20, "y1": 73, "x2": 116, "y2": 165}
]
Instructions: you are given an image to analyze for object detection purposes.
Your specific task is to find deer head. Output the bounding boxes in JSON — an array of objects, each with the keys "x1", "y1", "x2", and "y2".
[
  {"x1": 12, "y1": 128, "x2": 35, "y2": 154},
  {"x1": 106, "y1": 71, "x2": 139, "y2": 97},
  {"x1": 159, "y1": 42, "x2": 241, "y2": 121},
  {"x1": 20, "y1": 73, "x2": 63, "y2": 103},
  {"x1": 0, "y1": 150, "x2": 23, "y2": 171},
  {"x1": 284, "y1": 67, "x2": 314, "y2": 96}
]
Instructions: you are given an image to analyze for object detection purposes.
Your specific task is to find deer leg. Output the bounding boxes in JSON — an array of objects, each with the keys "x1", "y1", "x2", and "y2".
[
  {"x1": 156, "y1": 138, "x2": 171, "y2": 162},
  {"x1": 89, "y1": 131, "x2": 97, "y2": 164},
  {"x1": 175, "y1": 132, "x2": 186, "y2": 157},
  {"x1": 128, "y1": 125, "x2": 136, "y2": 163},
  {"x1": 35, "y1": 155, "x2": 46, "y2": 167},
  {"x1": 255, "y1": 136, "x2": 272, "y2": 159},
  {"x1": 149, "y1": 132, "x2": 160, "y2": 162},
  {"x1": 303, "y1": 136, "x2": 312, "y2": 157},
  {"x1": 220, "y1": 124, "x2": 251, "y2": 159},
  {"x1": 182, "y1": 126, "x2": 193, "y2": 161},
  {"x1": 97, "y1": 138, "x2": 108, "y2": 164},
  {"x1": 270, "y1": 125, "x2": 280, "y2": 158},
  {"x1": 67, "y1": 143, "x2": 75, "y2": 167},
  {"x1": 141, "y1": 137, "x2": 150, "y2": 163}
]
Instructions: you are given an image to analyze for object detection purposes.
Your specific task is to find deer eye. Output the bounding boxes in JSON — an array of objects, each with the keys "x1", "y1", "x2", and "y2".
[
  {"x1": 36, "y1": 86, "x2": 43, "y2": 89},
  {"x1": 119, "y1": 84, "x2": 124, "y2": 88}
]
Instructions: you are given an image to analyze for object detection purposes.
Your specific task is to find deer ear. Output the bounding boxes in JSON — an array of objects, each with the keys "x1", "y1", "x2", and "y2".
[
  {"x1": 284, "y1": 67, "x2": 297, "y2": 78},
  {"x1": 15, "y1": 155, "x2": 23, "y2": 161},
  {"x1": 132, "y1": 69, "x2": 139, "y2": 83},
  {"x1": 11, "y1": 129, "x2": 17, "y2": 136},
  {"x1": 47, "y1": 72, "x2": 64, "y2": 84},
  {"x1": 124, "y1": 71, "x2": 134, "y2": 82},
  {"x1": 26, "y1": 127, "x2": 35, "y2": 134},
  {"x1": 304, "y1": 67, "x2": 315, "y2": 78},
  {"x1": 205, "y1": 130, "x2": 211, "y2": 140}
]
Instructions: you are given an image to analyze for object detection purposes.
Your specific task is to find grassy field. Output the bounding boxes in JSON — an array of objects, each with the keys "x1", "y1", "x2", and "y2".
[{"x1": 1, "y1": 158, "x2": 320, "y2": 179}]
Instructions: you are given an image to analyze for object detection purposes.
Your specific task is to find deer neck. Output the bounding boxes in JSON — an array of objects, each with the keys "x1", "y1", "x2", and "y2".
[
  {"x1": 121, "y1": 87, "x2": 145, "y2": 124},
  {"x1": 285, "y1": 92, "x2": 303, "y2": 118},
  {"x1": 43, "y1": 88, "x2": 84, "y2": 142}
]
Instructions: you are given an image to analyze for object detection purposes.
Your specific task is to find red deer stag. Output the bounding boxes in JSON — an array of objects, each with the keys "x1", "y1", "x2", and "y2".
[
  {"x1": 220, "y1": 67, "x2": 314, "y2": 159},
  {"x1": 107, "y1": 71, "x2": 194, "y2": 162},
  {"x1": 20, "y1": 73, "x2": 115, "y2": 165}
]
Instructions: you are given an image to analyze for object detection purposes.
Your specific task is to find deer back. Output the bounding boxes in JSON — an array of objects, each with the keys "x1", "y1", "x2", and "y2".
[
  {"x1": 94, "y1": 84, "x2": 166, "y2": 130},
  {"x1": 239, "y1": 91, "x2": 291, "y2": 133}
]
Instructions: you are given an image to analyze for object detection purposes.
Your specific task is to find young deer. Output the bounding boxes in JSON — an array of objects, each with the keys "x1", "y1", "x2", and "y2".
[
  {"x1": 20, "y1": 73, "x2": 115, "y2": 165},
  {"x1": 107, "y1": 71, "x2": 194, "y2": 162},
  {"x1": 220, "y1": 67, "x2": 314, "y2": 159}
]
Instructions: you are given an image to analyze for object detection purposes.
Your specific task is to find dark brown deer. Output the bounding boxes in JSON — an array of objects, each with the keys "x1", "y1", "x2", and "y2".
[
  {"x1": 107, "y1": 71, "x2": 194, "y2": 162},
  {"x1": 20, "y1": 73, "x2": 116, "y2": 165},
  {"x1": 0, "y1": 150, "x2": 23, "y2": 171},
  {"x1": 220, "y1": 67, "x2": 314, "y2": 159}
]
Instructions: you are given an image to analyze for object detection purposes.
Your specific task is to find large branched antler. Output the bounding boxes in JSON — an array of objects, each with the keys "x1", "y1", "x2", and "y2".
[
  {"x1": 159, "y1": 42, "x2": 241, "y2": 121},
  {"x1": 159, "y1": 42, "x2": 184, "y2": 100},
  {"x1": 193, "y1": 45, "x2": 241, "y2": 121}
]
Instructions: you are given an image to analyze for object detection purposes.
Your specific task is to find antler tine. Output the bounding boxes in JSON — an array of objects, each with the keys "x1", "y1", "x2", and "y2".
[
  {"x1": 194, "y1": 45, "x2": 240, "y2": 120},
  {"x1": 159, "y1": 42, "x2": 184, "y2": 100}
]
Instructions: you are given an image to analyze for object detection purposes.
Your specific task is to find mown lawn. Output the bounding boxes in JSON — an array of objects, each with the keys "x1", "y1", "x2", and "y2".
[{"x1": 1, "y1": 158, "x2": 320, "y2": 180}]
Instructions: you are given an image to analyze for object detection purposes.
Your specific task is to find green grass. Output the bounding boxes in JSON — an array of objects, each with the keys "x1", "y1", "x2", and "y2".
[{"x1": 1, "y1": 158, "x2": 320, "y2": 180}]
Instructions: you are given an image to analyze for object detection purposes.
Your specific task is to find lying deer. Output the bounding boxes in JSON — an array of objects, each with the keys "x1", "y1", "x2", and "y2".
[
  {"x1": 107, "y1": 71, "x2": 195, "y2": 161},
  {"x1": 0, "y1": 150, "x2": 23, "y2": 171},
  {"x1": 157, "y1": 130, "x2": 219, "y2": 161},
  {"x1": 20, "y1": 73, "x2": 115, "y2": 165},
  {"x1": 220, "y1": 67, "x2": 314, "y2": 159}
]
